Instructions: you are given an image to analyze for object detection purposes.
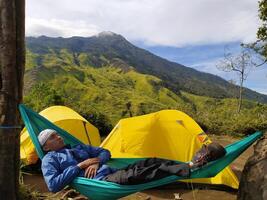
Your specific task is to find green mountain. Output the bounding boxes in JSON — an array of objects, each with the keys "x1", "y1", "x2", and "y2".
[
  {"x1": 23, "y1": 33, "x2": 267, "y2": 136},
  {"x1": 25, "y1": 32, "x2": 267, "y2": 103}
]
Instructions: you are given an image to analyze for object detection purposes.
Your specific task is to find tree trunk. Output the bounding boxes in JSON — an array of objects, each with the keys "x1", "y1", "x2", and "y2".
[
  {"x1": 0, "y1": 0, "x2": 25, "y2": 199},
  {"x1": 237, "y1": 74, "x2": 244, "y2": 113}
]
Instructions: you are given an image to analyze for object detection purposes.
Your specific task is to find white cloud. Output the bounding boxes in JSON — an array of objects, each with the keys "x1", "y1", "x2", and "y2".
[
  {"x1": 26, "y1": 0, "x2": 260, "y2": 47},
  {"x1": 26, "y1": 18, "x2": 100, "y2": 37}
]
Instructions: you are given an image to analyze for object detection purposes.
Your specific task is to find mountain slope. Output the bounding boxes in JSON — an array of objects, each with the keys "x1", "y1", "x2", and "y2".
[
  {"x1": 24, "y1": 61, "x2": 267, "y2": 136},
  {"x1": 26, "y1": 33, "x2": 267, "y2": 103},
  {"x1": 24, "y1": 65, "x2": 195, "y2": 124},
  {"x1": 24, "y1": 63, "x2": 267, "y2": 137}
]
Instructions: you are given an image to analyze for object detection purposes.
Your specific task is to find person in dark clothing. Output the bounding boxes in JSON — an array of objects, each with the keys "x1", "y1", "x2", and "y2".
[
  {"x1": 103, "y1": 157, "x2": 190, "y2": 185},
  {"x1": 38, "y1": 129, "x2": 226, "y2": 192}
]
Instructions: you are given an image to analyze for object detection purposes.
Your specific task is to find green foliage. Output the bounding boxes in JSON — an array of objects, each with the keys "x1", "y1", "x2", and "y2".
[
  {"x1": 82, "y1": 111, "x2": 113, "y2": 136},
  {"x1": 25, "y1": 49, "x2": 40, "y2": 70},
  {"x1": 183, "y1": 93, "x2": 267, "y2": 136},
  {"x1": 24, "y1": 83, "x2": 64, "y2": 112},
  {"x1": 258, "y1": 0, "x2": 267, "y2": 36},
  {"x1": 256, "y1": 0, "x2": 267, "y2": 58}
]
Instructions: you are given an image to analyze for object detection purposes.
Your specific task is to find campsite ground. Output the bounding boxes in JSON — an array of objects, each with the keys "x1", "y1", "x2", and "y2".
[{"x1": 23, "y1": 135, "x2": 254, "y2": 200}]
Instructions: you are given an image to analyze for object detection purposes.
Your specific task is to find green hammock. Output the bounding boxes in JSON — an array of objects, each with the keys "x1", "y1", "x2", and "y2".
[{"x1": 19, "y1": 104, "x2": 263, "y2": 200}]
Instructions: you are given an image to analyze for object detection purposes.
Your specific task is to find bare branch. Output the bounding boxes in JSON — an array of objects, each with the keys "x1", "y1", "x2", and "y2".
[
  {"x1": 216, "y1": 45, "x2": 260, "y2": 113},
  {"x1": 253, "y1": 59, "x2": 267, "y2": 67}
]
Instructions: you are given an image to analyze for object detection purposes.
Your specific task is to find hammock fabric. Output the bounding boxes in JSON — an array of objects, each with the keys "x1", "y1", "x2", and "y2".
[{"x1": 19, "y1": 104, "x2": 263, "y2": 200}]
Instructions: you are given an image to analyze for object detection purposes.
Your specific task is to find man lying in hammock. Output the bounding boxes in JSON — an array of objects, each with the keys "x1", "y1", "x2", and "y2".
[{"x1": 38, "y1": 129, "x2": 226, "y2": 193}]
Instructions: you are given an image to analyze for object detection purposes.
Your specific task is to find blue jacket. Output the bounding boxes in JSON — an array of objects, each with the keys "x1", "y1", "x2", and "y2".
[{"x1": 41, "y1": 144, "x2": 116, "y2": 192}]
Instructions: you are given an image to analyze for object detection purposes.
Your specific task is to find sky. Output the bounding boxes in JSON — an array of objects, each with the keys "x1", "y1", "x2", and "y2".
[{"x1": 26, "y1": 0, "x2": 267, "y2": 95}]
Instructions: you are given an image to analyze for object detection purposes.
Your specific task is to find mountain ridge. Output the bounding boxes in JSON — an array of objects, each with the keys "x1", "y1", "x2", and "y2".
[{"x1": 25, "y1": 32, "x2": 267, "y2": 103}]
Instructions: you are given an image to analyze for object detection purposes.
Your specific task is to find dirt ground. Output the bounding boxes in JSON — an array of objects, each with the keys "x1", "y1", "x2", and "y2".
[{"x1": 23, "y1": 135, "x2": 254, "y2": 200}]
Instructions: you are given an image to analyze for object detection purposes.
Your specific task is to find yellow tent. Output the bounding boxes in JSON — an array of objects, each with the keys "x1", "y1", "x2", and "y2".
[
  {"x1": 20, "y1": 106, "x2": 101, "y2": 165},
  {"x1": 101, "y1": 110, "x2": 239, "y2": 189}
]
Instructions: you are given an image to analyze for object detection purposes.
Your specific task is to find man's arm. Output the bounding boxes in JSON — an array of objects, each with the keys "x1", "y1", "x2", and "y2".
[
  {"x1": 83, "y1": 145, "x2": 111, "y2": 165},
  {"x1": 42, "y1": 155, "x2": 81, "y2": 193}
]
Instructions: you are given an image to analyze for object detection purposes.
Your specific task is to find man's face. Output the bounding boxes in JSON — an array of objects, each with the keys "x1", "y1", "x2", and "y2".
[
  {"x1": 43, "y1": 132, "x2": 65, "y2": 152},
  {"x1": 192, "y1": 145, "x2": 210, "y2": 167}
]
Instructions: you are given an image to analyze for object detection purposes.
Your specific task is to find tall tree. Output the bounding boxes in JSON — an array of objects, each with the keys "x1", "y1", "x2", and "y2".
[
  {"x1": 217, "y1": 48, "x2": 255, "y2": 113},
  {"x1": 0, "y1": 0, "x2": 25, "y2": 199}
]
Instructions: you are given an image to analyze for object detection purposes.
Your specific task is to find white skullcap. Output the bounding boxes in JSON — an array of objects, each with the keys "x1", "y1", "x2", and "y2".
[{"x1": 38, "y1": 129, "x2": 56, "y2": 146}]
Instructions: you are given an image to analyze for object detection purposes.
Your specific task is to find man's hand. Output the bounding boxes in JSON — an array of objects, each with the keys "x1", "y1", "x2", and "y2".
[
  {"x1": 77, "y1": 157, "x2": 100, "y2": 169},
  {"x1": 84, "y1": 163, "x2": 99, "y2": 179}
]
